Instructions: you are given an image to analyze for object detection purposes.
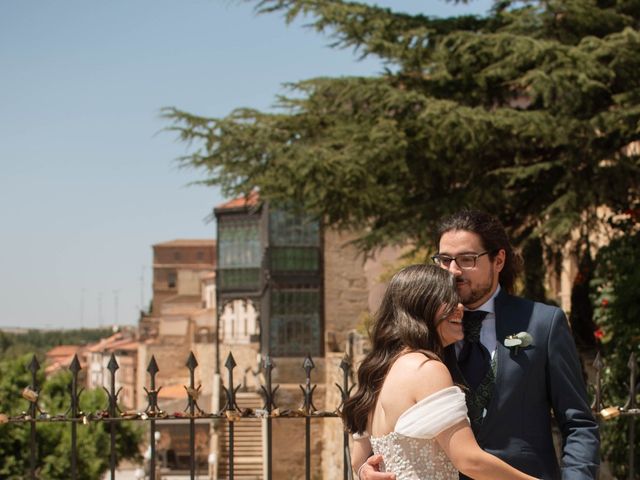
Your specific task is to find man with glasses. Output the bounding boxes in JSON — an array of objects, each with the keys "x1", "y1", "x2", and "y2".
[{"x1": 357, "y1": 210, "x2": 599, "y2": 480}]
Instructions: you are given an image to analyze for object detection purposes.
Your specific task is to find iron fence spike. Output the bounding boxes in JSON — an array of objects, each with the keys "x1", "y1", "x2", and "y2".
[
  {"x1": 147, "y1": 355, "x2": 159, "y2": 375},
  {"x1": 186, "y1": 351, "x2": 198, "y2": 370},
  {"x1": 263, "y1": 354, "x2": 275, "y2": 369},
  {"x1": 593, "y1": 351, "x2": 603, "y2": 369},
  {"x1": 28, "y1": 355, "x2": 40, "y2": 373},
  {"x1": 339, "y1": 355, "x2": 351, "y2": 372},
  {"x1": 107, "y1": 353, "x2": 119, "y2": 372},
  {"x1": 68, "y1": 354, "x2": 82, "y2": 373},
  {"x1": 303, "y1": 354, "x2": 315, "y2": 372},
  {"x1": 225, "y1": 351, "x2": 237, "y2": 370}
]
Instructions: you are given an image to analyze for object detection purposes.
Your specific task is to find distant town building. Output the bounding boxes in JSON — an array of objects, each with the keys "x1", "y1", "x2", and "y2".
[
  {"x1": 45, "y1": 344, "x2": 86, "y2": 379},
  {"x1": 84, "y1": 329, "x2": 138, "y2": 409}
]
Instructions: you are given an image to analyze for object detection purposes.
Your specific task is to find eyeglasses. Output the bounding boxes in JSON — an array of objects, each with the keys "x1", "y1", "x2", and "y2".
[{"x1": 431, "y1": 251, "x2": 492, "y2": 270}]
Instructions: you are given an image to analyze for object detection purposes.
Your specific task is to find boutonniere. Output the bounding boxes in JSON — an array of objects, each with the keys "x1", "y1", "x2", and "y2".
[{"x1": 504, "y1": 332, "x2": 533, "y2": 355}]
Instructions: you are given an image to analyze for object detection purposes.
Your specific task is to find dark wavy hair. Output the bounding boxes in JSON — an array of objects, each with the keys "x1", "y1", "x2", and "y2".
[
  {"x1": 342, "y1": 264, "x2": 459, "y2": 434},
  {"x1": 436, "y1": 209, "x2": 523, "y2": 294}
]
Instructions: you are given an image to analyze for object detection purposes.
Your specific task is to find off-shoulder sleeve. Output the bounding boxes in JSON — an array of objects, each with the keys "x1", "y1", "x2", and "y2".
[{"x1": 394, "y1": 386, "x2": 468, "y2": 439}]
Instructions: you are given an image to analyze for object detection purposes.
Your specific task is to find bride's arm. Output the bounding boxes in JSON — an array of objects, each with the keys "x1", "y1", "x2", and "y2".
[
  {"x1": 406, "y1": 359, "x2": 538, "y2": 480},
  {"x1": 436, "y1": 422, "x2": 538, "y2": 480},
  {"x1": 351, "y1": 436, "x2": 372, "y2": 475}
]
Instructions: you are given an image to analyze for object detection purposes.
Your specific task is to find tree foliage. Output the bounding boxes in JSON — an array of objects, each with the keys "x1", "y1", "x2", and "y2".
[
  {"x1": 0, "y1": 354, "x2": 142, "y2": 479},
  {"x1": 0, "y1": 328, "x2": 113, "y2": 362},
  {"x1": 590, "y1": 212, "x2": 640, "y2": 479},
  {"x1": 165, "y1": 0, "x2": 639, "y2": 256}
]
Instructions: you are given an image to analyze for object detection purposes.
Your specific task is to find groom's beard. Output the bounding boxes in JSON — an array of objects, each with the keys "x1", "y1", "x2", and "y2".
[{"x1": 457, "y1": 269, "x2": 495, "y2": 307}]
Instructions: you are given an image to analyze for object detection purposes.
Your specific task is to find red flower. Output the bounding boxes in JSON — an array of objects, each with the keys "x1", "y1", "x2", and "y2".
[
  {"x1": 594, "y1": 328, "x2": 605, "y2": 340},
  {"x1": 601, "y1": 298, "x2": 609, "y2": 307}
]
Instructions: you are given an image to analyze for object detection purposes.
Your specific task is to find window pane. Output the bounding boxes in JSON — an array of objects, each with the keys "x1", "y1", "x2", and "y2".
[
  {"x1": 269, "y1": 210, "x2": 320, "y2": 246},
  {"x1": 270, "y1": 247, "x2": 319, "y2": 272},
  {"x1": 270, "y1": 289, "x2": 321, "y2": 356},
  {"x1": 218, "y1": 220, "x2": 261, "y2": 268},
  {"x1": 218, "y1": 268, "x2": 260, "y2": 290}
]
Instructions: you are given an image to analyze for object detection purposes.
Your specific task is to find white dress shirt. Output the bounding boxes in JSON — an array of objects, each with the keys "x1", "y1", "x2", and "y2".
[{"x1": 455, "y1": 285, "x2": 501, "y2": 359}]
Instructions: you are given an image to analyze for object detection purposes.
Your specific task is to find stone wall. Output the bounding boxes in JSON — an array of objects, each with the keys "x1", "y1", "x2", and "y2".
[
  {"x1": 322, "y1": 352, "x2": 352, "y2": 480},
  {"x1": 323, "y1": 229, "x2": 370, "y2": 352},
  {"x1": 271, "y1": 383, "x2": 327, "y2": 480}
]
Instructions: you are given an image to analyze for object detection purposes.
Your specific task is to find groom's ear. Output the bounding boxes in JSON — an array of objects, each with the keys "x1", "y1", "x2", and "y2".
[{"x1": 493, "y1": 249, "x2": 506, "y2": 273}]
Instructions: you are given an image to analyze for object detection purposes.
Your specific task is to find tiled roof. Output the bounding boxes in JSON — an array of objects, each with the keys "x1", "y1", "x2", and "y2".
[
  {"x1": 86, "y1": 332, "x2": 137, "y2": 353},
  {"x1": 216, "y1": 191, "x2": 260, "y2": 210},
  {"x1": 46, "y1": 345, "x2": 81, "y2": 358},
  {"x1": 45, "y1": 345, "x2": 86, "y2": 375},
  {"x1": 153, "y1": 239, "x2": 216, "y2": 248}
]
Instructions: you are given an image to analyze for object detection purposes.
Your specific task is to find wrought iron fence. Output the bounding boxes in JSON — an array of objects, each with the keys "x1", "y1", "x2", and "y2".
[
  {"x1": 1, "y1": 351, "x2": 353, "y2": 480},
  {"x1": 0, "y1": 350, "x2": 638, "y2": 480}
]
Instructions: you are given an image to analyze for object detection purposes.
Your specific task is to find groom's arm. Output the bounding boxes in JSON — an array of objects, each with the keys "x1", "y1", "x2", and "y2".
[{"x1": 546, "y1": 307, "x2": 600, "y2": 479}]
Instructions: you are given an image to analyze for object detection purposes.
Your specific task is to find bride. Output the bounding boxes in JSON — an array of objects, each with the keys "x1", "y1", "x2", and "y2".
[{"x1": 342, "y1": 264, "x2": 537, "y2": 480}]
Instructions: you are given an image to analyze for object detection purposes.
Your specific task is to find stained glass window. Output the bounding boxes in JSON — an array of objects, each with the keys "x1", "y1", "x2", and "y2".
[
  {"x1": 270, "y1": 247, "x2": 319, "y2": 272},
  {"x1": 218, "y1": 218, "x2": 261, "y2": 291},
  {"x1": 270, "y1": 288, "x2": 321, "y2": 356},
  {"x1": 269, "y1": 210, "x2": 320, "y2": 246},
  {"x1": 218, "y1": 220, "x2": 261, "y2": 268}
]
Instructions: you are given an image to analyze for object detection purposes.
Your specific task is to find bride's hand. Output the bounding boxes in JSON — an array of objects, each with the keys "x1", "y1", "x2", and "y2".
[{"x1": 358, "y1": 454, "x2": 396, "y2": 480}]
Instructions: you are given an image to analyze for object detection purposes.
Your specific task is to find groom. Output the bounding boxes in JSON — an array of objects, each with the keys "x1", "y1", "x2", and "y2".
[{"x1": 358, "y1": 210, "x2": 599, "y2": 480}]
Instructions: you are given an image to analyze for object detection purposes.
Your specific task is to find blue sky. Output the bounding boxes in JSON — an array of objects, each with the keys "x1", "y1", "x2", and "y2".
[{"x1": 0, "y1": 0, "x2": 492, "y2": 330}]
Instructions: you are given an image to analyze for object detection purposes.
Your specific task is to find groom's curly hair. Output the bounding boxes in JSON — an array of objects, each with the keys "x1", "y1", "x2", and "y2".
[
  {"x1": 436, "y1": 209, "x2": 523, "y2": 294},
  {"x1": 341, "y1": 264, "x2": 459, "y2": 435}
]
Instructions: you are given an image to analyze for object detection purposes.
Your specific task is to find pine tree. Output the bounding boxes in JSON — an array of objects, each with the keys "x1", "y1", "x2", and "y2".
[{"x1": 165, "y1": 0, "x2": 639, "y2": 255}]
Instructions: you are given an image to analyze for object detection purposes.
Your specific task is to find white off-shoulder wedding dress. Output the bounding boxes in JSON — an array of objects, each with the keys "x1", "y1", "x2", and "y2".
[{"x1": 366, "y1": 386, "x2": 469, "y2": 480}]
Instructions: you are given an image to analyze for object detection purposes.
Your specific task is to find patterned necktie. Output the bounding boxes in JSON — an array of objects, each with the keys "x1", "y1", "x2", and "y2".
[{"x1": 458, "y1": 310, "x2": 490, "y2": 390}]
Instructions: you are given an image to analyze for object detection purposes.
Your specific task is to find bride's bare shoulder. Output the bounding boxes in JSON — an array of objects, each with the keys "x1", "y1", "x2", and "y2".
[{"x1": 390, "y1": 352, "x2": 454, "y2": 397}]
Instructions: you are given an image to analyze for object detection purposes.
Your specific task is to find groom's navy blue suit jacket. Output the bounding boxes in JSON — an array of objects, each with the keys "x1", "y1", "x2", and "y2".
[{"x1": 444, "y1": 289, "x2": 600, "y2": 480}]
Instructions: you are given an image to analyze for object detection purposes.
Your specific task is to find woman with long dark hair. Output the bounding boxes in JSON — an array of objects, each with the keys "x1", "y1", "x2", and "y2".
[{"x1": 342, "y1": 264, "x2": 537, "y2": 480}]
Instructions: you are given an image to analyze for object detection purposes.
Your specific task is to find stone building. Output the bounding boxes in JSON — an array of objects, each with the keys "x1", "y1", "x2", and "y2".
[
  {"x1": 212, "y1": 193, "x2": 404, "y2": 479},
  {"x1": 85, "y1": 329, "x2": 138, "y2": 410},
  {"x1": 137, "y1": 239, "x2": 219, "y2": 472}
]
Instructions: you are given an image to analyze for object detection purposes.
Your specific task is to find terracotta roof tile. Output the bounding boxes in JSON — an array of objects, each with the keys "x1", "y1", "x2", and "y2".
[
  {"x1": 216, "y1": 191, "x2": 260, "y2": 210},
  {"x1": 153, "y1": 239, "x2": 216, "y2": 248},
  {"x1": 46, "y1": 345, "x2": 81, "y2": 357}
]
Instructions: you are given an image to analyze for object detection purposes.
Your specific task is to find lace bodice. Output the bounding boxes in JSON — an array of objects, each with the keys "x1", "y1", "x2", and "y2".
[{"x1": 367, "y1": 386, "x2": 468, "y2": 480}]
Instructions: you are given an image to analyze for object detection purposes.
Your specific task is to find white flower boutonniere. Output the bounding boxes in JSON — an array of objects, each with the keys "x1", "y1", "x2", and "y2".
[{"x1": 504, "y1": 332, "x2": 533, "y2": 355}]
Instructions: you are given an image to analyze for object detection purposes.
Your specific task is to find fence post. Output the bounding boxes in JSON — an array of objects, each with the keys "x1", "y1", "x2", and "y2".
[
  {"x1": 27, "y1": 355, "x2": 40, "y2": 480},
  {"x1": 261, "y1": 355, "x2": 278, "y2": 480},
  {"x1": 144, "y1": 356, "x2": 161, "y2": 480},
  {"x1": 300, "y1": 355, "x2": 317, "y2": 480},
  {"x1": 338, "y1": 355, "x2": 354, "y2": 480},
  {"x1": 223, "y1": 352, "x2": 240, "y2": 480},
  {"x1": 186, "y1": 352, "x2": 199, "y2": 480},
  {"x1": 592, "y1": 352, "x2": 604, "y2": 412},
  {"x1": 69, "y1": 354, "x2": 82, "y2": 480},
  {"x1": 106, "y1": 353, "x2": 120, "y2": 480}
]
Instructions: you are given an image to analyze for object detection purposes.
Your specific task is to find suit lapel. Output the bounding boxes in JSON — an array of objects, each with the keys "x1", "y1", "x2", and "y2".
[{"x1": 443, "y1": 344, "x2": 466, "y2": 386}]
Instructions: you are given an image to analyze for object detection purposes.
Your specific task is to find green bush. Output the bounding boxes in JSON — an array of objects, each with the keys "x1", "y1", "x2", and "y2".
[
  {"x1": 0, "y1": 355, "x2": 142, "y2": 479},
  {"x1": 591, "y1": 214, "x2": 640, "y2": 479}
]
